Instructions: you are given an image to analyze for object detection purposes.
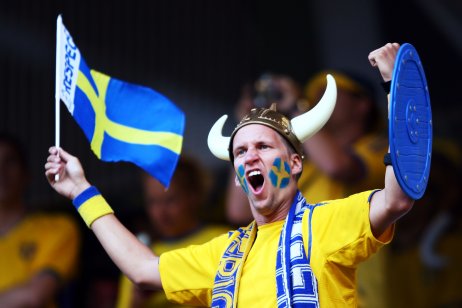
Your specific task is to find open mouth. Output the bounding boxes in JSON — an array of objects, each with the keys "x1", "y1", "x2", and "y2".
[{"x1": 247, "y1": 170, "x2": 265, "y2": 193}]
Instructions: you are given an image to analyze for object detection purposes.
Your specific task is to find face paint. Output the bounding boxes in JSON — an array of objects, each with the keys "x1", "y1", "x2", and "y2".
[
  {"x1": 237, "y1": 164, "x2": 249, "y2": 194},
  {"x1": 269, "y1": 157, "x2": 291, "y2": 188}
]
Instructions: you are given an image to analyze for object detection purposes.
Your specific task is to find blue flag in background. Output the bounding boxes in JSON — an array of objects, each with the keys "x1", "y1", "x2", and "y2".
[{"x1": 56, "y1": 16, "x2": 184, "y2": 187}]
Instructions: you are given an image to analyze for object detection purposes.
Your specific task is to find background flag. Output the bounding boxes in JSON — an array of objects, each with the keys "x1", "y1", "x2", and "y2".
[{"x1": 55, "y1": 15, "x2": 185, "y2": 188}]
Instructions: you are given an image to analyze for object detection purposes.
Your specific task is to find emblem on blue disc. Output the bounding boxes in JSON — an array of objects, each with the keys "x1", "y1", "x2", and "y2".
[{"x1": 389, "y1": 43, "x2": 432, "y2": 200}]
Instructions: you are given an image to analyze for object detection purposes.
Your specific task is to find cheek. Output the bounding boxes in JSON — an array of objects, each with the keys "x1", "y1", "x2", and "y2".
[
  {"x1": 268, "y1": 157, "x2": 291, "y2": 188},
  {"x1": 236, "y1": 164, "x2": 249, "y2": 194}
]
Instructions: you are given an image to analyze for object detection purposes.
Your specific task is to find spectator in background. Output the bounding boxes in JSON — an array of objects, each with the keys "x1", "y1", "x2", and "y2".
[
  {"x1": 298, "y1": 69, "x2": 387, "y2": 203},
  {"x1": 116, "y1": 155, "x2": 229, "y2": 308},
  {"x1": 0, "y1": 133, "x2": 80, "y2": 307}
]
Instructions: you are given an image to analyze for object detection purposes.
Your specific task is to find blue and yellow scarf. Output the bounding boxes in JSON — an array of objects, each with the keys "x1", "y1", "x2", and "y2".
[{"x1": 211, "y1": 191, "x2": 319, "y2": 307}]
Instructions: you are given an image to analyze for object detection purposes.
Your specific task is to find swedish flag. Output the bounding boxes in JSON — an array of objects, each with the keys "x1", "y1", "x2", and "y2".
[{"x1": 57, "y1": 16, "x2": 184, "y2": 187}]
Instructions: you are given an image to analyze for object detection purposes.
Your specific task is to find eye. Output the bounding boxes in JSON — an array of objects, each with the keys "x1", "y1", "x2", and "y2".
[
  {"x1": 235, "y1": 148, "x2": 246, "y2": 157},
  {"x1": 258, "y1": 144, "x2": 270, "y2": 150}
]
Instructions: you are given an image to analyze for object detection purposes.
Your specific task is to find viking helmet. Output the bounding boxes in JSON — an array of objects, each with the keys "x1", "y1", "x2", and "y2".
[{"x1": 207, "y1": 74, "x2": 337, "y2": 161}]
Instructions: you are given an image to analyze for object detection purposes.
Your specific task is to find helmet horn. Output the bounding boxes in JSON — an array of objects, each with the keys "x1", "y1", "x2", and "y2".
[
  {"x1": 207, "y1": 115, "x2": 231, "y2": 161},
  {"x1": 291, "y1": 74, "x2": 337, "y2": 142}
]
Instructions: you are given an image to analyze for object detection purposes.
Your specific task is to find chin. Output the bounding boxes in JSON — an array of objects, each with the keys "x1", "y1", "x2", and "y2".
[{"x1": 249, "y1": 196, "x2": 275, "y2": 215}]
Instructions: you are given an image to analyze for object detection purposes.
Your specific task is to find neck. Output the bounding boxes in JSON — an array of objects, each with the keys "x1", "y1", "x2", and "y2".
[
  {"x1": 252, "y1": 190, "x2": 296, "y2": 226},
  {"x1": 253, "y1": 208, "x2": 288, "y2": 226}
]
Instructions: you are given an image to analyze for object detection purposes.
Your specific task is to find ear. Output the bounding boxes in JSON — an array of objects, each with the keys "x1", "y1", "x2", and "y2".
[{"x1": 290, "y1": 153, "x2": 303, "y2": 176}]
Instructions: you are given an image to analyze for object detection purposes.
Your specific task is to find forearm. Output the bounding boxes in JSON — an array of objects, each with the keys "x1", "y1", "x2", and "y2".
[
  {"x1": 45, "y1": 148, "x2": 162, "y2": 290},
  {"x1": 90, "y1": 214, "x2": 161, "y2": 290},
  {"x1": 383, "y1": 164, "x2": 414, "y2": 217},
  {"x1": 0, "y1": 289, "x2": 43, "y2": 308},
  {"x1": 367, "y1": 42, "x2": 416, "y2": 236},
  {"x1": 0, "y1": 273, "x2": 58, "y2": 308},
  {"x1": 370, "y1": 165, "x2": 414, "y2": 237},
  {"x1": 73, "y1": 186, "x2": 162, "y2": 290}
]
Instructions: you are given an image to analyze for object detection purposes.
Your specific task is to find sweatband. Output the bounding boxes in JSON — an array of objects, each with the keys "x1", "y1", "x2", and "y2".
[
  {"x1": 381, "y1": 80, "x2": 391, "y2": 94},
  {"x1": 72, "y1": 186, "x2": 114, "y2": 227},
  {"x1": 383, "y1": 153, "x2": 392, "y2": 166}
]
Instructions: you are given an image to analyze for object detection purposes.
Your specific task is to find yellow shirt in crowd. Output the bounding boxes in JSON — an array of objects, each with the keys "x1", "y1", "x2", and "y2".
[
  {"x1": 298, "y1": 134, "x2": 388, "y2": 203},
  {"x1": 0, "y1": 213, "x2": 80, "y2": 307}
]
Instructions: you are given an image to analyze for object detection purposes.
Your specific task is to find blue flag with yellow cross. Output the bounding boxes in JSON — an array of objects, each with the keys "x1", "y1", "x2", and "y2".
[{"x1": 56, "y1": 16, "x2": 184, "y2": 188}]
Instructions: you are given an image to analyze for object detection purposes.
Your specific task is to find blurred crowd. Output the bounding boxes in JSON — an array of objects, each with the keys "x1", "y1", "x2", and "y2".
[{"x1": 1, "y1": 69, "x2": 461, "y2": 307}]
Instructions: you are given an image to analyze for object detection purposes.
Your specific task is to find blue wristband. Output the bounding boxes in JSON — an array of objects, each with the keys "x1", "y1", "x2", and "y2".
[
  {"x1": 72, "y1": 186, "x2": 113, "y2": 228},
  {"x1": 73, "y1": 186, "x2": 100, "y2": 209},
  {"x1": 383, "y1": 153, "x2": 392, "y2": 166}
]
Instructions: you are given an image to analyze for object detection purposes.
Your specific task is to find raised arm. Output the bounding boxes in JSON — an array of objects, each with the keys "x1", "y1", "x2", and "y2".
[
  {"x1": 367, "y1": 43, "x2": 415, "y2": 237},
  {"x1": 44, "y1": 147, "x2": 162, "y2": 290},
  {"x1": 301, "y1": 129, "x2": 365, "y2": 181}
]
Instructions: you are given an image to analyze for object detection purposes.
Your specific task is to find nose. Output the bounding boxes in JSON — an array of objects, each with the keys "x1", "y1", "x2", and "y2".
[{"x1": 244, "y1": 147, "x2": 259, "y2": 165}]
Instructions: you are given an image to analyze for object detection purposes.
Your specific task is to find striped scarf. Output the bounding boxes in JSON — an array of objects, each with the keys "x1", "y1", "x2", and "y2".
[{"x1": 211, "y1": 191, "x2": 319, "y2": 307}]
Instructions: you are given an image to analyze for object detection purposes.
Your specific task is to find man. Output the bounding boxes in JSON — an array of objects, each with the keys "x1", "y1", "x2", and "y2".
[
  {"x1": 0, "y1": 133, "x2": 80, "y2": 307},
  {"x1": 45, "y1": 43, "x2": 413, "y2": 306}
]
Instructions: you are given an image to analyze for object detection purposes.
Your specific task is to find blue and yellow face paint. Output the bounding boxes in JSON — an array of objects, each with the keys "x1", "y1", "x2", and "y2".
[
  {"x1": 236, "y1": 165, "x2": 249, "y2": 194},
  {"x1": 269, "y1": 158, "x2": 291, "y2": 189}
]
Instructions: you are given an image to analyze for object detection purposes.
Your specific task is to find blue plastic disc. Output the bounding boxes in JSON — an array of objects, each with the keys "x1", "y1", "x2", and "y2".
[{"x1": 389, "y1": 43, "x2": 432, "y2": 200}]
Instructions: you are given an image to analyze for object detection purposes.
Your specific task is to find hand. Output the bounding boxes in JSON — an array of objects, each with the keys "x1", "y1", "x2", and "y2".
[
  {"x1": 45, "y1": 147, "x2": 91, "y2": 200},
  {"x1": 368, "y1": 43, "x2": 400, "y2": 82}
]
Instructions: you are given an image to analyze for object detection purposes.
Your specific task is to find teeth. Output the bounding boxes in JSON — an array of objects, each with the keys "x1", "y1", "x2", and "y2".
[{"x1": 249, "y1": 170, "x2": 261, "y2": 177}]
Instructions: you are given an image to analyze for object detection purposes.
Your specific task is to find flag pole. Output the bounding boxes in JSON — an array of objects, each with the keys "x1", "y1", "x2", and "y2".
[{"x1": 54, "y1": 14, "x2": 62, "y2": 181}]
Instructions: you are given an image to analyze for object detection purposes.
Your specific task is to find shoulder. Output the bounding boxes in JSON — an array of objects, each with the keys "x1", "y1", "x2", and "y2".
[
  {"x1": 331, "y1": 190, "x2": 379, "y2": 206},
  {"x1": 303, "y1": 190, "x2": 377, "y2": 220},
  {"x1": 302, "y1": 191, "x2": 383, "y2": 258},
  {"x1": 160, "y1": 231, "x2": 230, "y2": 265},
  {"x1": 183, "y1": 225, "x2": 231, "y2": 247}
]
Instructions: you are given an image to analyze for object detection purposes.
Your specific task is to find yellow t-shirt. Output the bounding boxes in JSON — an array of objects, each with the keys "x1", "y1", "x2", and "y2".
[
  {"x1": 0, "y1": 213, "x2": 81, "y2": 306},
  {"x1": 298, "y1": 134, "x2": 388, "y2": 203},
  {"x1": 159, "y1": 191, "x2": 393, "y2": 307},
  {"x1": 117, "y1": 225, "x2": 229, "y2": 308}
]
